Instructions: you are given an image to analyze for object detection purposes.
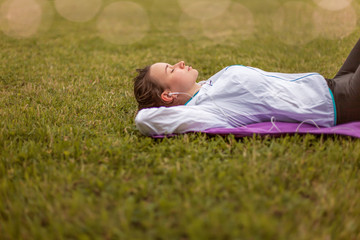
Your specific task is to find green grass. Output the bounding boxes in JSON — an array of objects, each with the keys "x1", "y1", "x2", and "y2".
[{"x1": 1, "y1": 0, "x2": 360, "y2": 239}]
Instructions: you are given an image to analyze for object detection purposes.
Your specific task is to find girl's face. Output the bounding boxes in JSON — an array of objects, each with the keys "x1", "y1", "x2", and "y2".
[{"x1": 149, "y1": 61, "x2": 199, "y2": 92}]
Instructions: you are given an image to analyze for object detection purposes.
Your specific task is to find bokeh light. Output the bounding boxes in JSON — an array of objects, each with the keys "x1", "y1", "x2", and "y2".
[
  {"x1": 96, "y1": 1, "x2": 150, "y2": 45},
  {"x1": 0, "y1": 0, "x2": 42, "y2": 38},
  {"x1": 313, "y1": 6, "x2": 357, "y2": 40},
  {"x1": 178, "y1": 12, "x2": 204, "y2": 41},
  {"x1": 313, "y1": 0, "x2": 353, "y2": 11},
  {"x1": 54, "y1": 0, "x2": 102, "y2": 22},
  {"x1": 36, "y1": 0, "x2": 54, "y2": 34},
  {"x1": 202, "y1": 3, "x2": 254, "y2": 44},
  {"x1": 177, "y1": 0, "x2": 231, "y2": 20},
  {"x1": 272, "y1": 1, "x2": 318, "y2": 45},
  {"x1": 149, "y1": 0, "x2": 181, "y2": 32}
]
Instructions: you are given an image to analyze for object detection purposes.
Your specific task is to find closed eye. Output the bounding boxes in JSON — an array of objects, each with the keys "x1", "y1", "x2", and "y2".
[{"x1": 171, "y1": 69, "x2": 174, "y2": 73}]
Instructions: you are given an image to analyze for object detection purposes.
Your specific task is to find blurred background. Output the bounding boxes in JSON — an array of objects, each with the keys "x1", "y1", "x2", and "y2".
[{"x1": 0, "y1": 0, "x2": 359, "y2": 46}]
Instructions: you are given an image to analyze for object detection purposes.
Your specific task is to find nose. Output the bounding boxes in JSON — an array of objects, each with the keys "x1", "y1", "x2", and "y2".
[{"x1": 175, "y1": 61, "x2": 185, "y2": 69}]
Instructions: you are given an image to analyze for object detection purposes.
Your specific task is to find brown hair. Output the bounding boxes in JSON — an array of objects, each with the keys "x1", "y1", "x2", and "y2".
[{"x1": 133, "y1": 64, "x2": 173, "y2": 113}]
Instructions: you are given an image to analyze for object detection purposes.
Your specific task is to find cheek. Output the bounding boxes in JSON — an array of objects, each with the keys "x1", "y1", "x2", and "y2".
[
  {"x1": 171, "y1": 72, "x2": 192, "y2": 88},
  {"x1": 172, "y1": 73, "x2": 186, "y2": 86}
]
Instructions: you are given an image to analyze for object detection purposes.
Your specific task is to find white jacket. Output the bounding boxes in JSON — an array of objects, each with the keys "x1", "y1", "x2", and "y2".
[{"x1": 135, "y1": 65, "x2": 336, "y2": 136}]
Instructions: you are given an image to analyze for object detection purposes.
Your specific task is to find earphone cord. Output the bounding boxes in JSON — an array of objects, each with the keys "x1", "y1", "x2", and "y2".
[{"x1": 169, "y1": 91, "x2": 193, "y2": 98}]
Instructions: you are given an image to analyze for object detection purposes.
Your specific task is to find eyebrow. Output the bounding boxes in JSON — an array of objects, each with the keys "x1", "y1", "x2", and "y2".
[{"x1": 165, "y1": 64, "x2": 168, "y2": 74}]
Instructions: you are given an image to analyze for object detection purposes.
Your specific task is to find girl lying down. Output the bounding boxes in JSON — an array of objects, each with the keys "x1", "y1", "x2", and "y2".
[{"x1": 133, "y1": 37, "x2": 360, "y2": 136}]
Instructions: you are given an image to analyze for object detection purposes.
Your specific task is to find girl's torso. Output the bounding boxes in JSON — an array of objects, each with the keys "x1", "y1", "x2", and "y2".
[{"x1": 188, "y1": 65, "x2": 336, "y2": 127}]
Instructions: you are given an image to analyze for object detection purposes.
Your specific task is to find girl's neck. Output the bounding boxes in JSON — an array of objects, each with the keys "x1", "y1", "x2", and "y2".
[{"x1": 189, "y1": 83, "x2": 202, "y2": 96}]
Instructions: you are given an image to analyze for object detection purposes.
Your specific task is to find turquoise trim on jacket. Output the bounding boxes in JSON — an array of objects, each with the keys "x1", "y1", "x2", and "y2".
[
  {"x1": 328, "y1": 87, "x2": 337, "y2": 126},
  {"x1": 184, "y1": 90, "x2": 200, "y2": 105},
  {"x1": 226, "y1": 65, "x2": 321, "y2": 82}
]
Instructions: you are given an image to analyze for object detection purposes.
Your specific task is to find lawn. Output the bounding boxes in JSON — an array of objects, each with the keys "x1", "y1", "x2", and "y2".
[{"x1": 1, "y1": 0, "x2": 360, "y2": 239}]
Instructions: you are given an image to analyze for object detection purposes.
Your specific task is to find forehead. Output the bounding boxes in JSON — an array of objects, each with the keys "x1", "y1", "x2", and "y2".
[{"x1": 151, "y1": 62, "x2": 169, "y2": 79}]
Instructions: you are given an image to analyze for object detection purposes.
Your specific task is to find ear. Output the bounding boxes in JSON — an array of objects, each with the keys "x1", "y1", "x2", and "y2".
[{"x1": 161, "y1": 89, "x2": 176, "y2": 103}]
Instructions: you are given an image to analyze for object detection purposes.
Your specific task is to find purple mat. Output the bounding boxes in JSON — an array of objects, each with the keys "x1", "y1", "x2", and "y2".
[{"x1": 151, "y1": 121, "x2": 360, "y2": 139}]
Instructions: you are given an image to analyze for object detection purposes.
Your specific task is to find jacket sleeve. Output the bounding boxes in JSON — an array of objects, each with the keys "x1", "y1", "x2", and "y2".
[{"x1": 134, "y1": 105, "x2": 227, "y2": 136}]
